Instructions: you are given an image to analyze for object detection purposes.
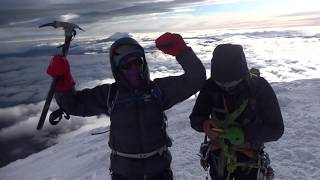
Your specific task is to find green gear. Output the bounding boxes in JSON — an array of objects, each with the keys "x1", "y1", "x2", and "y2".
[
  {"x1": 249, "y1": 68, "x2": 260, "y2": 77},
  {"x1": 220, "y1": 126, "x2": 245, "y2": 145}
]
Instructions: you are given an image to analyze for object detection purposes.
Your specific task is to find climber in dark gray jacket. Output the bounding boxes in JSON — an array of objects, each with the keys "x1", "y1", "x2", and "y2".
[
  {"x1": 46, "y1": 32, "x2": 206, "y2": 180},
  {"x1": 189, "y1": 44, "x2": 284, "y2": 180}
]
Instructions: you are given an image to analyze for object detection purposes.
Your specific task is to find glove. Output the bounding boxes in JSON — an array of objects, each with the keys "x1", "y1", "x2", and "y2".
[
  {"x1": 47, "y1": 55, "x2": 75, "y2": 92},
  {"x1": 155, "y1": 32, "x2": 187, "y2": 56},
  {"x1": 219, "y1": 126, "x2": 245, "y2": 145}
]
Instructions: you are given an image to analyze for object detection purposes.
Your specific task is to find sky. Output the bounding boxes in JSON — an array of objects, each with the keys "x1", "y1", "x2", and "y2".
[
  {"x1": 0, "y1": 0, "x2": 320, "y2": 42},
  {"x1": 1, "y1": 0, "x2": 320, "y2": 170}
]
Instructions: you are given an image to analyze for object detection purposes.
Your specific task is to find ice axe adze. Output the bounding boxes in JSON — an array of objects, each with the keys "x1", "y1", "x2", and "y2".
[{"x1": 37, "y1": 21, "x2": 84, "y2": 130}]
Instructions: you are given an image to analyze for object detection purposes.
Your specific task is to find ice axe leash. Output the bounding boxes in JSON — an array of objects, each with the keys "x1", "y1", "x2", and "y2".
[{"x1": 37, "y1": 21, "x2": 84, "y2": 130}]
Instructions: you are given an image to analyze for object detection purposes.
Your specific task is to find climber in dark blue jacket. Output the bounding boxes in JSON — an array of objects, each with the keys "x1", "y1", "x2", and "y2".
[{"x1": 47, "y1": 32, "x2": 206, "y2": 180}]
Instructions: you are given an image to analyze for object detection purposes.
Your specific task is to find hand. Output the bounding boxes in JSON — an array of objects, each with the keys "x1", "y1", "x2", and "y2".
[
  {"x1": 155, "y1": 32, "x2": 187, "y2": 56},
  {"x1": 47, "y1": 55, "x2": 75, "y2": 92},
  {"x1": 220, "y1": 126, "x2": 245, "y2": 145},
  {"x1": 202, "y1": 120, "x2": 223, "y2": 141},
  {"x1": 236, "y1": 143, "x2": 252, "y2": 149}
]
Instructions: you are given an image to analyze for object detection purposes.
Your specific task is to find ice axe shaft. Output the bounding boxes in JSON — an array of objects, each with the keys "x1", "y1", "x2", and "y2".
[
  {"x1": 37, "y1": 21, "x2": 83, "y2": 130},
  {"x1": 37, "y1": 78, "x2": 58, "y2": 130}
]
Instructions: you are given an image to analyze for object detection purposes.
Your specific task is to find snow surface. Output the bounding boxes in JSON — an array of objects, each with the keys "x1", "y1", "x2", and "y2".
[
  {"x1": 1, "y1": 27, "x2": 320, "y2": 179},
  {"x1": 1, "y1": 79, "x2": 320, "y2": 180}
]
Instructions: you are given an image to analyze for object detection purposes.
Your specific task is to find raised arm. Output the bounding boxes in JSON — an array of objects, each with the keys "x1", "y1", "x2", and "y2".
[{"x1": 154, "y1": 32, "x2": 206, "y2": 110}]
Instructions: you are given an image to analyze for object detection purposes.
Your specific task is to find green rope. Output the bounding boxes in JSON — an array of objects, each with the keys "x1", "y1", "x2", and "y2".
[
  {"x1": 220, "y1": 139, "x2": 260, "y2": 180},
  {"x1": 212, "y1": 99, "x2": 249, "y2": 128},
  {"x1": 211, "y1": 99, "x2": 260, "y2": 180},
  {"x1": 227, "y1": 99, "x2": 248, "y2": 126}
]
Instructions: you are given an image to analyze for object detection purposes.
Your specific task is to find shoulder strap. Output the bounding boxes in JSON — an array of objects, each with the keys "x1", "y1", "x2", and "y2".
[
  {"x1": 149, "y1": 81, "x2": 164, "y2": 106},
  {"x1": 150, "y1": 81, "x2": 167, "y2": 122},
  {"x1": 150, "y1": 81, "x2": 172, "y2": 147},
  {"x1": 106, "y1": 82, "x2": 119, "y2": 116},
  {"x1": 106, "y1": 81, "x2": 165, "y2": 115},
  {"x1": 247, "y1": 74, "x2": 260, "y2": 107}
]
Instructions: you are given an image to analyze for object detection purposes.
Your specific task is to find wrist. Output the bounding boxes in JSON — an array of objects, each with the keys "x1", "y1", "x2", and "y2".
[
  {"x1": 56, "y1": 82, "x2": 75, "y2": 92},
  {"x1": 176, "y1": 46, "x2": 190, "y2": 57},
  {"x1": 55, "y1": 74, "x2": 75, "y2": 92}
]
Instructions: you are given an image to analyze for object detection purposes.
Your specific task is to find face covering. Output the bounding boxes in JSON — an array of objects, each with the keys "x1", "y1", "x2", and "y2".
[
  {"x1": 120, "y1": 61, "x2": 143, "y2": 88},
  {"x1": 215, "y1": 79, "x2": 243, "y2": 92}
]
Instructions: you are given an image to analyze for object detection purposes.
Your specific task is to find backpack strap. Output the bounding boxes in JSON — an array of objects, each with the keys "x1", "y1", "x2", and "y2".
[
  {"x1": 150, "y1": 81, "x2": 172, "y2": 147},
  {"x1": 248, "y1": 74, "x2": 258, "y2": 93},
  {"x1": 246, "y1": 74, "x2": 260, "y2": 116},
  {"x1": 106, "y1": 82, "x2": 164, "y2": 116},
  {"x1": 150, "y1": 82, "x2": 167, "y2": 123},
  {"x1": 106, "y1": 82, "x2": 119, "y2": 116}
]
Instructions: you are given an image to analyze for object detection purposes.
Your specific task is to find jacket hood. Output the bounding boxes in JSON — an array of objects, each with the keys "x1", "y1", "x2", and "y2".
[
  {"x1": 109, "y1": 37, "x2": 150, "y2": 85},
  {"x1": 211, "y1": 44, "x2": 249, "y2": 83}
]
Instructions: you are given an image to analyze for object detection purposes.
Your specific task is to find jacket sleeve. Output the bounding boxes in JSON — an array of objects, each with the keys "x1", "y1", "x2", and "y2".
[
  {"x1": 153, "y1": 47, "x2": 206, "y2": 110},
  {"x1": 189, "y1": 82, "x2": 213, "y2": 132},
  {"x1": 244, "y1": 78, "x2": 284, "y2": 144},
  {"x1": 54, "y1": 84, "x2": 111, "y2": 117}
]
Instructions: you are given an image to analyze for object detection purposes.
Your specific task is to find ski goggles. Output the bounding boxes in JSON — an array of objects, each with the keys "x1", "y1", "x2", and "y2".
[
  {"x1": 119, "y1": 57, "x2": 144, "y2": 70},
  {"x1": 114, "y1": 50, "x2": 144, "y2": 69},
  {"x1": 215, "y1": 79, "x2": 243, "y2": 92}
]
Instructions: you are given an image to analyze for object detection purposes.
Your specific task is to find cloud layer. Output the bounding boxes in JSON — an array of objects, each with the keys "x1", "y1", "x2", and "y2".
[
  {"x1": 0, "y1": 0, "x2": 209, "y2": 27},
  {"x1": 1, "y1": 0, "x2": 319, "y2": 42}
]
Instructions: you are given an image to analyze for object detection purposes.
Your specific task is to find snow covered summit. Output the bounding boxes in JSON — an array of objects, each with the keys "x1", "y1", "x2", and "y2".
[{"x1": 1, "y1": 79, "x2": 320, "y2": 180}]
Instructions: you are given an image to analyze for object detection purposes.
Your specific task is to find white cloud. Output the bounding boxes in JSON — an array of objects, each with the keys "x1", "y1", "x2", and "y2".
[
  {"x1": 60, "y1": 13, "x2": 80, "y2": 22},
  {"x1": 9, "y1": 18, "x2": 41, "y2": 26}
]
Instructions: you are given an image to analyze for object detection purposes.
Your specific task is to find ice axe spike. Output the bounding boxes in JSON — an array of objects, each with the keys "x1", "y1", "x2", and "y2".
[{"x1": 37, "y1": 21, "x2": 84, "y2": 130}]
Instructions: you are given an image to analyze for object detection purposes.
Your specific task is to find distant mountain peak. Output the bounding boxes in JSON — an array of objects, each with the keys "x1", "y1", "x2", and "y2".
[{"x1": 108, "y1": 32, "x2": 131, "y2": 40}]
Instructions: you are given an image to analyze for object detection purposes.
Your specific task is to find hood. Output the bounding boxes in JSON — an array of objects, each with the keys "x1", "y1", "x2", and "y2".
[
  {"x1": 211, "y1": 44, "x2": 249, "y2": 83},
  {"x1": 109, "y1": 37, "x2": 150, "y2": 85}
]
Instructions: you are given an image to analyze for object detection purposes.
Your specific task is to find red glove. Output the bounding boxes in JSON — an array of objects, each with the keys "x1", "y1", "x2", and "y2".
[
  {"x1": 155, "y1": 32, "x2": 188, "y2": 56},
  {"x1": 47, "y1": 55, "x2": 75, "y2": 92}
]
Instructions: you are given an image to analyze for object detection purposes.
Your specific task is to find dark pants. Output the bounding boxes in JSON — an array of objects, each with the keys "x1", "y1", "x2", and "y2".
[
  {"x1": 209, "y1": 166, "x2": 258, "y2": 180},
  {"x1": 111, "y1": 168, "x2": 173, "y2": 180},
  {"x1": 209, "y1": 151, "x2": 258, "y2": 180}
]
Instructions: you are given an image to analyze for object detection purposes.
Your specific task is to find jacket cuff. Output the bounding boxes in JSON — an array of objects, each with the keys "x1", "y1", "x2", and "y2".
[{"x1": 176, "y1": 47, "x2": 192, "y2": 61}]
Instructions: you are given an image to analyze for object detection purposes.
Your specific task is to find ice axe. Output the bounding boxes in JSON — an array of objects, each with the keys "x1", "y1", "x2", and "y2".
[{"x1": 37, "y1": 21, "x2": 84, "y2": 130}]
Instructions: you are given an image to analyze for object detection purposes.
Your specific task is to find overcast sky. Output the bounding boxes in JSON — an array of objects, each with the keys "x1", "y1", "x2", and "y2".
[{"x1": 0, "y1": 0, "x2": 320, "y2": 41}]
